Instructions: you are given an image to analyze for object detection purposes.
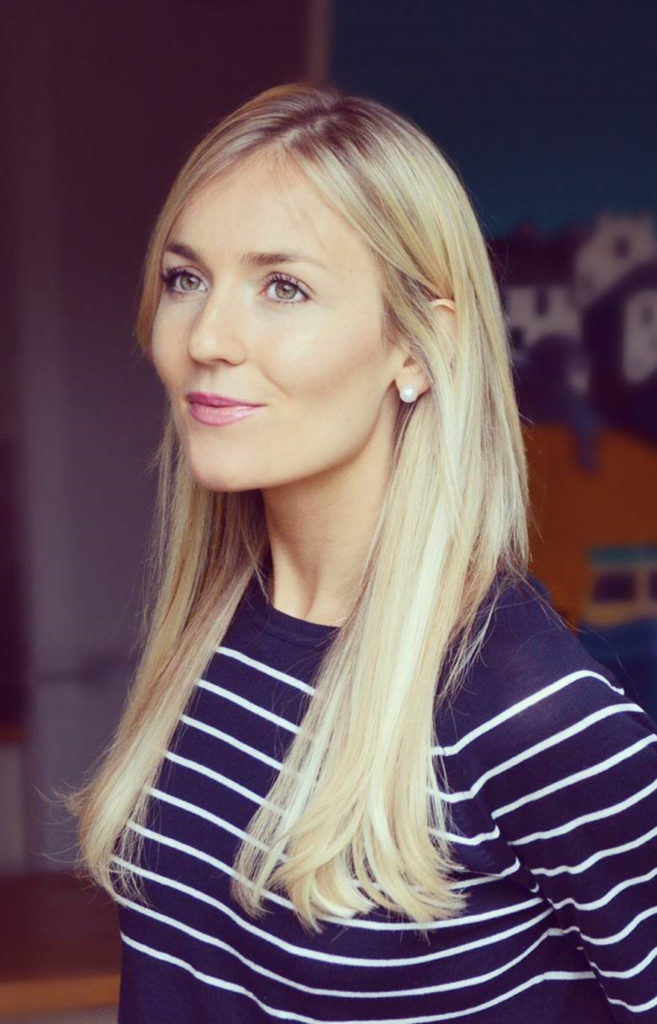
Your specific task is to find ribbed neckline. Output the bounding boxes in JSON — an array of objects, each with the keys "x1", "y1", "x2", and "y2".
[{"x1": 242, "y1": 570, "x2": 342, "y2": 647}]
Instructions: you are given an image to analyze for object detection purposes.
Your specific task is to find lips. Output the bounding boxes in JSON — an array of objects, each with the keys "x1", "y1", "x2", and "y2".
[
  {"x1": 186, "y1": 391, "x2": 261, "y2": 408},
  {"x1": 185, "y1": 391, "x2": 264, "y2": 428}
]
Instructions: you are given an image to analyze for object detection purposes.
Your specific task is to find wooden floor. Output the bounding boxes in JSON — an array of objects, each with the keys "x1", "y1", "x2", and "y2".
[
  {"x1": 2, "y1": 1008, "x2": 116, "y2": 1024},
  {"x1": 0, "y1": 872, "x2": 120, "y2": 1018}
]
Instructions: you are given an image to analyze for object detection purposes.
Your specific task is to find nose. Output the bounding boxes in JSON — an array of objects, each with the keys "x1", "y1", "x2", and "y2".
[{"x1": 187, "y1": 283, "x2": 247, "y2": 366}]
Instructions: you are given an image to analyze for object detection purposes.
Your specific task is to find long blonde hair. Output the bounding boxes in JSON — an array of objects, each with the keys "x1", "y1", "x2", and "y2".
[{"x1": 66, "y1": 81, "x2": 529, "y2": 931}]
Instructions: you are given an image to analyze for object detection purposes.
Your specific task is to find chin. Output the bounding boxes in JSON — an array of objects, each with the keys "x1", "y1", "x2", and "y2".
[
  {"x1": 189, "y1": 471, "x2": 254, "y2": 494},
  {"x1": 185, "y1": 458, "x2": 265, "y2": 494}
]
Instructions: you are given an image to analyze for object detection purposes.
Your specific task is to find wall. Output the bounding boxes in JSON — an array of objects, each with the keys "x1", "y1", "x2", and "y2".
[
  {"x1": 1, "y1": 0, "x2": 326, "y2": 871},
  {"x1": 330, "y1": 0, "x2": 657, "y2": 236}
]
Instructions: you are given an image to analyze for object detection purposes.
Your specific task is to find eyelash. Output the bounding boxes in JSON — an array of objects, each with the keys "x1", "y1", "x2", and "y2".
[{"x1": 159, "y1": 267, "x2": 310, "y2": 304}]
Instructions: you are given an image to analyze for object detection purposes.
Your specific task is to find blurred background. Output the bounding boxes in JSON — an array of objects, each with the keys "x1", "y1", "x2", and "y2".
[{"x1": 0, "y1": 0, "x2": 655, "y2": 1019}]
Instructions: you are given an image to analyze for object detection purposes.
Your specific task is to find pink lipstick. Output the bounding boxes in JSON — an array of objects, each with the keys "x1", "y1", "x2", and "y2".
[{"x1": 186, "y1": 391, "x2": 263, "y2": 427}]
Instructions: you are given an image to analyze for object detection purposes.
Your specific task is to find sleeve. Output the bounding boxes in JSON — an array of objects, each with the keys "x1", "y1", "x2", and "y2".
[{"x1": 469, "y1": 650, "x2": 657, "y2": 1022}]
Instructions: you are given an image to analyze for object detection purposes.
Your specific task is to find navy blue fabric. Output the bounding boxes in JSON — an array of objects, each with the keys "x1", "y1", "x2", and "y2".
[{"x1": 116, "y1": 572, "x2": 657, "y2": 1022}]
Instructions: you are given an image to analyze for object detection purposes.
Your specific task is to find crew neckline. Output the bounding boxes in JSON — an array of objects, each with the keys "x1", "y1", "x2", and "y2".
[{"x1": 242, "y1": 570, "x2": 342, "y2": 646}]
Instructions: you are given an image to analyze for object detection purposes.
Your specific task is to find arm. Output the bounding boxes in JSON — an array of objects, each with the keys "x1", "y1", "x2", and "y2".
[{"x1": 471, "y1": 659, "x2": 657, "y2": 1021}]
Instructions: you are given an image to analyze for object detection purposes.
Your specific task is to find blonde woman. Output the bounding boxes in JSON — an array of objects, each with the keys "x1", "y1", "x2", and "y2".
[{"x1": 68, "y1": 83, "x2": 657, "y2": 1022}]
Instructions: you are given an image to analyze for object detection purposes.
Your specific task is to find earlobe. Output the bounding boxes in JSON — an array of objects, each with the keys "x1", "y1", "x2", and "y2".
[
  {"x1": 395, "y1": 359, "x2": 432, "y2": 402},
  {"x1": 398, "y1": 384, "x2": 420, "y2": 403}
]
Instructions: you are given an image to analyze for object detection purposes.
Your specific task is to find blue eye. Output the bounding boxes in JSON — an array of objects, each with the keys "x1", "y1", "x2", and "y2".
[{"x1": 263, "y1": 272, "x2": 310, "y2": 304}]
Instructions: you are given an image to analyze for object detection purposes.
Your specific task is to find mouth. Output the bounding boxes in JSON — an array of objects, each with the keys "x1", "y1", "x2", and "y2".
[
  {"x1": 185, "y1": 391, "x2": 263, "y2": 408},
  {"x1": 186, "y1": 394, "x2": 263, "y2": 427}
]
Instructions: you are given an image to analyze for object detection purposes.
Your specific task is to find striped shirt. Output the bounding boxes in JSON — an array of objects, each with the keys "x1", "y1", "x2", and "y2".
[{"x1": 115, "y1": 572, "x2": 657, "y2": 1022}]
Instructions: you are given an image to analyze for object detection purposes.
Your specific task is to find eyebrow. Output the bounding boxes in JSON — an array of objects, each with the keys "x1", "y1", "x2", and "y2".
[{"x1": 164, "y1": 241, "x2": 327, "y2": 271}]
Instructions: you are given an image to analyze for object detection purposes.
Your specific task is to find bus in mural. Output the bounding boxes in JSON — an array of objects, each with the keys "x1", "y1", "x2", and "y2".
[{"x1": 577, "y1": 544, "x2": 657, "y2": 722}]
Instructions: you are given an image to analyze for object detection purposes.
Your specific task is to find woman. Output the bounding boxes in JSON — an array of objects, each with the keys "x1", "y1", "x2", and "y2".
[{"x1": 68, "y1": 82, "x2": 657, "y2": 1022}]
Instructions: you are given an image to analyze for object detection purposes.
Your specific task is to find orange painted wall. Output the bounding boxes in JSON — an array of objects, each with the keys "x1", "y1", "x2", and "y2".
[{"x1": 524, "y1": 425, "x2": 657, "y2": 626}]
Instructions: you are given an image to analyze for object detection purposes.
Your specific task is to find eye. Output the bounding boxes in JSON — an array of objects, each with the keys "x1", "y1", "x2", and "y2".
[
  {"x1": 263, "y1": 272, "x2": 310, "y2": 304},
  {"x1": 160, "y1": 267, "x2": 206, "y2": 294}
]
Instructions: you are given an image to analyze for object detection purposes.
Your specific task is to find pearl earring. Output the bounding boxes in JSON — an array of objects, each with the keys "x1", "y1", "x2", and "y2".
[{"x1": 399, "y1": 384, "x2": 419, "y2": 403}]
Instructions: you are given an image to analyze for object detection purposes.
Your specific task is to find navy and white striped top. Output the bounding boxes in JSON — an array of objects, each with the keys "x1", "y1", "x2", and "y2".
[{"x1": 115, "y1": 571, "x2": 657, "y2": 1022}]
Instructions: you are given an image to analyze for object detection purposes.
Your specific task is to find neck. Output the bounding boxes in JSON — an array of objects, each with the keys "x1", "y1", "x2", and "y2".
[{"x1": 260, "y1": 441, "x2": 393, "y2": 627}]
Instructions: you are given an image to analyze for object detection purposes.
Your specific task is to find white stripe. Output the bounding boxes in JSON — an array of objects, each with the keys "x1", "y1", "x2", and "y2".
[
  {"x1": 434, "y1": 824, "x2": 501, "y2": 846},
  {"x1": 125, "y1": 821, "x2": 544, "y2": 936},
  {"x1": 119, "y1": 932, "x2": 594, "y2": 1024},
  {"x1": 120, "y1": 931, "x2": 307, "y2": 1022},
  {"x1": 180, "y1": 713, "x2": 286, "y2": 772},
  {"x1": 146, "y1": 786, "x2": 271, "y2": 853},
  {"x1": 494, "y1": 733, "x2": 657, "y2": 819},
  {"x1": 198, "y1": 678, "x2": 300, "y2": 733},
  {"x1": 531, "y1": 822, "x2": 657, "y2": 877},
  {"x1": 579, "y1": 904, "x2": 657, "y2": 947},
  {"x1": 432, "y1": 669, "x2": 625, "y2": 757},
  {"x1": 589, "y1": 943, "x2": 657, "y2": 981},
  {"x1": 511, "y1": 773, "x2": 657, "y2": 845},
  {"x1": 450, "y1": 858, "x2": 531, "y2": 891},
  {"x1": 551, "y1": 864, "x2": 657, "y2": 913},
  {"x1": 118, "y1": 895, "x2": 571, "y2": 999},
  {"x1": 164, "y1": 750, "x2": 279, "y2": 809},
  {"x1": 215, "y1": 644, "x2": 315, "y2": 695},
  {"x1": 125, "y1": 820, "x2": 285, "y2": 904},
  {"x1": 115, "y1": 855, "x2": 553, "y2": 966},
  {"x1": 437, "y1": 703, "x2": 639, "y2": 805},
  {"x1": 608, "y1": 988, "x2": 657, "y2": 1014},
  {"x1": 147, "y1": 785, "x2": 293, "y2": 865}
]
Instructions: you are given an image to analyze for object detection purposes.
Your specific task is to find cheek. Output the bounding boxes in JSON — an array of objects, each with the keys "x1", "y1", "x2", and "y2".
[
  {"x1": 150, "y1": 315, "x2": 184, "y2": 390},
  {"x1": 272, "y1": 317, "x2": 388, "y2": 400}
]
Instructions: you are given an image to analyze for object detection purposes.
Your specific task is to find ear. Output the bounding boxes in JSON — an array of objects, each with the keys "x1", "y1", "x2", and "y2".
[
  {"x1": 431, "y1": 297, "x2": 455, "y2": 313},
  {"x1": 430, "y1": 297, "x2": 457, "y2": 365},
  {"x1": 395, "y1": 297, "x2": 457, "y2": 397}
]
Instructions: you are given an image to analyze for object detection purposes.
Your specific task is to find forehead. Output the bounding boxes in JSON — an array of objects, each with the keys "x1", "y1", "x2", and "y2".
[{"x1": 169, "y1": 156, "x2": 378, "y2": 277}]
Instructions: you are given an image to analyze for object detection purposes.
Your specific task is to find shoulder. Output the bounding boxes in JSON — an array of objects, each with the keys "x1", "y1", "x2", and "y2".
[
  {"x1": 437, "y1": 571, "x2": 646, "y2": 758},
  {"x1": 435, "y1": 574, "x2": 657, "y2": 824},
  {"x1": 478, "y1": 571, "x2": 598, "y2": 681}
]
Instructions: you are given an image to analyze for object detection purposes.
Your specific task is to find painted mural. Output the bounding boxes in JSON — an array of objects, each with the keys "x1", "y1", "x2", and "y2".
[{"x1": 490, "y1": 214, "x2": 657, "y2": 720}]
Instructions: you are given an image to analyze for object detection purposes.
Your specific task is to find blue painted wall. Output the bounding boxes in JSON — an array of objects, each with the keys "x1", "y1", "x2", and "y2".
[{"x1": 331, "y1": 0, "x2": 657, "y2": 236}]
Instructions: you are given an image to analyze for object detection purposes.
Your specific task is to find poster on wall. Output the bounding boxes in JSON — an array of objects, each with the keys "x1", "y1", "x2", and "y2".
[{"x1": 491, "y1": 213, "x2": 657, "y2": 720}]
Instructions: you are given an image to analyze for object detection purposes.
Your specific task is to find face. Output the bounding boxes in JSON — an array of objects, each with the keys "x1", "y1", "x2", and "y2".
[{"x1": 151, "y1": 155, "x2": 417, "y2": 495}]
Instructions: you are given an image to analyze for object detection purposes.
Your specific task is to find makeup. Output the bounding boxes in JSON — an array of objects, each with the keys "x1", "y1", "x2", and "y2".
[{"x1": 187, "y1": 399, "x2": 262, "y2": 426}]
